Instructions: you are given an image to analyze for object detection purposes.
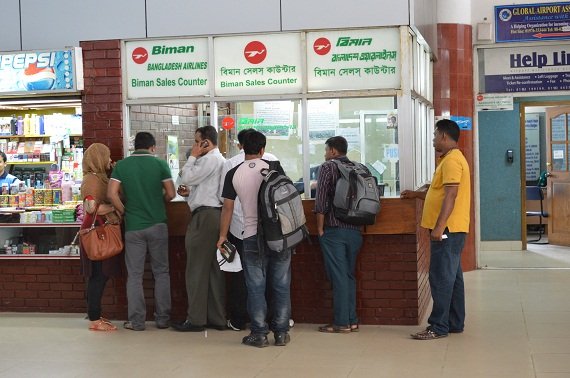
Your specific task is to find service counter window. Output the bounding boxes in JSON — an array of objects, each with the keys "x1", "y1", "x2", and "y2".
[
  {"x1": 218, "y1": 99, "x2": 302, "y2": 185},
  {"x1": 128, "y1": 103, "x2": 210, "y2": 175},
  {"x1": 307, "y1": 97, "x2": 399, "y2": 198}
]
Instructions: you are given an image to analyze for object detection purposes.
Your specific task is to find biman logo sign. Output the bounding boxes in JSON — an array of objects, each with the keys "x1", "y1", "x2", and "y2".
[
  {"x1": 214, "y1": 33, "x2": 303, "y2": 96},
  {"x1": 125, "y1": 38, "x2": 210, "y2": 99}
]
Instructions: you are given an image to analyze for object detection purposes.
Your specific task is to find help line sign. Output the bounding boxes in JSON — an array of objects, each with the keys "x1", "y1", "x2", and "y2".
[{"x1": 512, "y1": 50, "x2": 570, "y2": 68}]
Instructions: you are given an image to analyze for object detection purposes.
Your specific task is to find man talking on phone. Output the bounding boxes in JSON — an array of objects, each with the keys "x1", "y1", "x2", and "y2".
[{"x1": 172, "y1": 125, "x2": 227, "y2": 332}]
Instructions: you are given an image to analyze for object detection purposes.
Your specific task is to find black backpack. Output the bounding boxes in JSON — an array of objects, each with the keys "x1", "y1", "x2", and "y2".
[
  {"x1": 258, "y1": 161, "x2": 308, "y2": 252},
  {"x1": 332, "y1": 159, "x2": 381, "y2": 225}
]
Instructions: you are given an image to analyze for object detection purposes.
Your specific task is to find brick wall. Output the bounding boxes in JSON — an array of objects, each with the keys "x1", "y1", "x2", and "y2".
[
  {"x1": 81, "y1": 39, "x2": 124, "y2": 162},
  {"x1": 129, "y1": 104, "x2": 199, "y2": 166},
  {"x1": 289, "y1": 233, "x2": 422, "y2": 325}
]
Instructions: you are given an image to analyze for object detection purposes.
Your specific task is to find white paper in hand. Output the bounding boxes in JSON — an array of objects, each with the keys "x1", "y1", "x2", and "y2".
[{"x1": 217, "y1": 249, "x2": 242, "y2": 272}]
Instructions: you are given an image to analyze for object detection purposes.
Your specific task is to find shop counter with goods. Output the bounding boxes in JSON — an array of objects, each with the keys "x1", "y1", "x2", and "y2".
[{"x1": 0, "y1": 200, "x2": 82, "y2": 258}]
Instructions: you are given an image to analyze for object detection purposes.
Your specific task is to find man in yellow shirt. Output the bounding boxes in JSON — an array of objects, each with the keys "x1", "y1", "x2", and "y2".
[{"x1": 401, "y1": 119, "x2": 470, "y2": 340}]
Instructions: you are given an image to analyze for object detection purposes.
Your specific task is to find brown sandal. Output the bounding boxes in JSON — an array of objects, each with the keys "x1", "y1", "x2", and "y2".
[
  {"x1": 318, "y1": 324, "x2": 351, "y2": 333},
  {"x1": 89, "y1": 318, "x2": 117, "y2": 332}
]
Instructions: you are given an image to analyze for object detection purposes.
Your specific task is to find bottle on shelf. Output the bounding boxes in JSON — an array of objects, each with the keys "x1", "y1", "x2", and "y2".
[
  {"x1": 31, "y1": 114, "x2": 37, "y2": 135},
  {"x1": 16, "y1": 116, "x2": 23, "y2": 135},
  {"x1": 10, "y1": 115, "x2": 17, "y2": 135},
  {"x1": 61, "y1": 173, "x2": 73, "y2": 203},
  {"x1": 23, "y1": 114, "x2": 31, "y2": 136},
  {"x1": 38, "y1": 115, "x2": 45, "y2": 135}
]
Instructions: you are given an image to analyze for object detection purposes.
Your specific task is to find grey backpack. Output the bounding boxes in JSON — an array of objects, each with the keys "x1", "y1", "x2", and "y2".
[
  {"x1": 258, "y1": 161, "x2": 308, "y2": 252},
  {"x1": 332, "y1": 159, "x2": 380, "y2": 225}
]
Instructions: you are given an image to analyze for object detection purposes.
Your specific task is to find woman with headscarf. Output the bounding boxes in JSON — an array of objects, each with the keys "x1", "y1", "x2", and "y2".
[{"x1": 80, "y1": 143, "x2": 122, "y2": 331}]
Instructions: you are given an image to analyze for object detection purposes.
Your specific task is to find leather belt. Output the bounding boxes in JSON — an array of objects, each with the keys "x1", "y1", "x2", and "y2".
[{"x1": 192, "y1": 206, "x2": 221, "y2": 215}]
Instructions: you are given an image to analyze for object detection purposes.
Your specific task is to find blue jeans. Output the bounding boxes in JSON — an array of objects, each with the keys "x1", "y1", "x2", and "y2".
[
  {"x1": 242, "y1": 235, "x2": 291, "y2": 335},
  {"x1": 427, "y1": 232, "x2": 467, "y2": 335},
  {"x1": 318, "y1": 227, "x2": 362, "y2": 326}
]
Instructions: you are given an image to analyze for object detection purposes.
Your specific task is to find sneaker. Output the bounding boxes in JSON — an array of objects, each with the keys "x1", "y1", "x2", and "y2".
[
  {"x1": 227, "y1": 319, "x2": 242, "y2": 331},
  {"x1": 274, "y1": 332, "x2": 290, "y2": 346},
  {"x1": 242, "y1": 333, "x2": 269, "y2": 348},
  {"x1": 123, "y1": 321, "x2": 145, "y2": 331},
  {"x1": 171, "y1": 320, "x2": 205, "y2": 332},
  {"x1": 410, "y1": 328, "x2": 448, "y2": 340}
]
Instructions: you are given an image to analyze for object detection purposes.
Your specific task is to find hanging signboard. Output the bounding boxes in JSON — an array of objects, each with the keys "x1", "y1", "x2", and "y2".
[
  {"x1": 495, "y1": 3, "x2": 570, "y2": 43},
  {"x1": 125, "y1": 38, "x2": 210, "y2": 99},
  {"x1": 482, "y1": 44, "x2": 570, "y2": 93},
  {"x1": 0, "y1": 48, "x2": 83, "y2": 95},
  {"x1": 307, "y1": 28, "x2": 401, "y2": 91},
  {"x1": 213, "y1": 33, "x2": 303, "y2": 96},
  {"x1": 475, "y1": 93, "x2": 514, "y2": 111}
]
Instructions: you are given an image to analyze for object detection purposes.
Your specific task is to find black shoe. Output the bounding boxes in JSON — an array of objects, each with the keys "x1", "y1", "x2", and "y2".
[
  {"x1": 171, "y1": 320, "x2": 205, "y2": 332},
  {"x1": 205, "y1": 323, "x2": 227, "y2": 331},
  {"x1": 242, "y1": 333, "x2": 269, "y2": 348},
  {"x1": 156, "y1": 321, "x2": 170, "y2": 329},
  {"x1": 274, "y1": 332, "x2": 290, "y2": 346}
]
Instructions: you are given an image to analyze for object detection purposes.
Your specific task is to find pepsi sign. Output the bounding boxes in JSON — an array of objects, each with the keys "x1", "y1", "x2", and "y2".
[{"x1": 0, "y1": 48, "x2": 81, "y2": 94}]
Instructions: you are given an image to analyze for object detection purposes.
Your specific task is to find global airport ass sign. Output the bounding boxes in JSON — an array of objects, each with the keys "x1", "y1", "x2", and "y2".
[
  {"x1": 124, "y1": 28, "x2": 401, "y2": 99},
  {"x1": 495, "y1": 2, "x2": 570, "y2": 43}
]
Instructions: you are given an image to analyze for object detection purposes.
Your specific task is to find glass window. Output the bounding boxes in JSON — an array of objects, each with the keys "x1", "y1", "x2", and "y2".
[
  {"x1": 128, "y1": 103, "x2": 210, "y2": 176},
  {"x1": 412, "y1": 98, "x2": 434, "y2": 187},
  {"x1": 307, "y1": 97, "x2": 399, "y2": 198},
  {"x1": 219, "y1": 99, "x2": 302, "y2": 184}
]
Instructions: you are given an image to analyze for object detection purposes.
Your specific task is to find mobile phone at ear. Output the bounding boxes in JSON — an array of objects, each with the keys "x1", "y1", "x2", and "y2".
[{"x1": 200, "y1": 140, "x2": 209, "y2": 148}]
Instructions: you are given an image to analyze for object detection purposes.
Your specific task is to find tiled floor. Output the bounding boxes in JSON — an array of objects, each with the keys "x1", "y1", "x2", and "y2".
[
  {"x1": 481, "y1": 238, "x2": 570, "y2": 269},
  {"x1": 2, "y1": 248, "x2": 570, "y2": 377}
]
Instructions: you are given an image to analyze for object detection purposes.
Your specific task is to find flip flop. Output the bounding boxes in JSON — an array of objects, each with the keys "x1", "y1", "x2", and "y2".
[
  {"x1": 350, "y1": 324, "x2": 359, "y2": 332},
  {"x1": 89, "y1": 319, "x2": 117, "y2": 332}
]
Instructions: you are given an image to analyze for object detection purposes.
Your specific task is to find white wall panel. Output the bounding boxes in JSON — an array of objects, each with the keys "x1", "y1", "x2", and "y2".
[
  {"x1": 146, "y1": 0, "x2": 281, "y2": 37},
  {"x1": 0, "y1": 0, "x2": 23, "y2": 51},
  {"x1": 281, "y1": 0, "x2": 408, "y2": 30},
  {"x1": 20, "y1": 0, "x2": 146, "y2": 50},
  {"x1": 410, "y1": 0, "x2": 437, "y2": 52}
]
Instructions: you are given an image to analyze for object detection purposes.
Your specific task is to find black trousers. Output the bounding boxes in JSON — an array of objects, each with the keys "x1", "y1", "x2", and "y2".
[
  {"x1": 226, "y1": 233, "x2": 249, "y2": 328},
  {"x1": 87, "y1": 261, "x2": 109, "y2": 321}
]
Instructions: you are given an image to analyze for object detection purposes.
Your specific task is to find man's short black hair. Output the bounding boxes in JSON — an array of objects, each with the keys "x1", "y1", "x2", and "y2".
[
  {"x1": 196, "y1": 125, "x2": 218, "y2": 146},
  {"x1": 243, "y1": 130, "x2": 266, "y2": 155},
  {"x1": 325, "y1": 136, "x2": 348, "y2": 155},
  {"x1": 435, "y1": 119, "x2": 460, "y2": 142},
  {"x1": 237, "y1": 128, "x2": 255, "y2": 145},
  {"x1": 134, "y1": 132, "x2": 156, "y2": 150},
  {"x1": 0, "y1": 151, "x2": 7, "y2": 163}
]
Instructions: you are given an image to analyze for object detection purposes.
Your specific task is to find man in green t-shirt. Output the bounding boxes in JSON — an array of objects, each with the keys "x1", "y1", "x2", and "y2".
[{"x1": 108, "y1": 132, "x2": 176, "y2": 331}]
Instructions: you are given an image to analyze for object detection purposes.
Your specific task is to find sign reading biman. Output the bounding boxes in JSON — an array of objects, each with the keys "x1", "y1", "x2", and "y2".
[
  {"x1": 213, "y1": 33, "x2": 303, "y2": 96},
  {"x1": 307, "y1": 28, "x2": 401, "y2": 91},
  {"x1": 125, "y1": 38, "x2": 210, "y2": 99}
]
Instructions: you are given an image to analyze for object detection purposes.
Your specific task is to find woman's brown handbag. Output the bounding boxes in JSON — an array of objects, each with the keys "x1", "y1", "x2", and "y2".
[{"x1": 79, "y1": 204, "x2": 123, "y2": 261}]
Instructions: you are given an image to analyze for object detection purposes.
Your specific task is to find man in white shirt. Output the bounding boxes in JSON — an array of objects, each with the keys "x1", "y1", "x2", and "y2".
[
  {"x1": 172, "y1": 125, "x2": 227, "y2": 332},
  {"x1": 221, "y1": 129, "x2": 277, "y2": 331}
]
